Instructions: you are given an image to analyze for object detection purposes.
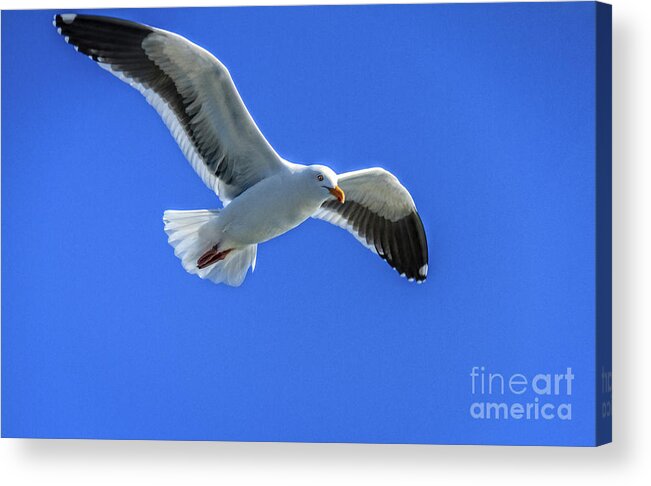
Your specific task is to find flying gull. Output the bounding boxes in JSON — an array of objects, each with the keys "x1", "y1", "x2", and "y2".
[{"x1": 53, "y1": 14, "x2": 429, "y2": 286}]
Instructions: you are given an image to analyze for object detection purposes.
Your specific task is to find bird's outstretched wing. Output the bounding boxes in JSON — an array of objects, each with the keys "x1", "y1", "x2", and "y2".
[
  {"x1": 54, "y1": 14, "x2": 285, "y2": 204},
  {"x1": 312, "y1": 168, "x2": 428, "y2": 282}
]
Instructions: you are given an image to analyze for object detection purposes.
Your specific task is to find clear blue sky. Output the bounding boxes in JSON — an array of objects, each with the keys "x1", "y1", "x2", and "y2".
[{"x1": 2, "y1": 3, "x2": 599, "y2": 444}]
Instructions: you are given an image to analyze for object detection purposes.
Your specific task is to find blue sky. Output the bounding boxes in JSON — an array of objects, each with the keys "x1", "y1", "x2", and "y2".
[{"x1": 2, "y1": 3, "x2": 599, "y2": 444}]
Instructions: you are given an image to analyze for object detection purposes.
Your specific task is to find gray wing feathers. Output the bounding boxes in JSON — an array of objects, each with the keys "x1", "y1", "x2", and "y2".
[
  {"x1": 54, "y1": 14, "x2": 284, "y2": 203},
  {"x1": 313, "y1": 168, "x2": 428, "y2": 282}
]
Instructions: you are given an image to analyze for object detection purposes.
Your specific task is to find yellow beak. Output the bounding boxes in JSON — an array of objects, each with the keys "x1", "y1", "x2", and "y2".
[{"x1": 328, "y1": 185, "x2": 346, "y2": 204}]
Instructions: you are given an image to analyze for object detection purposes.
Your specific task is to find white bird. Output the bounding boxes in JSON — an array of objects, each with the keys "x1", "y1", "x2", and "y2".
[{"x1": 54, "y1": 14, "x2": 429, "y2": 286}]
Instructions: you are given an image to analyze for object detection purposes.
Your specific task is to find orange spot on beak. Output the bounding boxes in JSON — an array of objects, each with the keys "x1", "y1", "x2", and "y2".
[{"x1": 329, "y1": 185, "x2": 345, "y2": 204}]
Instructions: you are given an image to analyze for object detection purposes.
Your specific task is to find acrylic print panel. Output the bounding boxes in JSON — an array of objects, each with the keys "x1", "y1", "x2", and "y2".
[{"x1": 1, "y1": 3, "x2": 610, "y2": 445}]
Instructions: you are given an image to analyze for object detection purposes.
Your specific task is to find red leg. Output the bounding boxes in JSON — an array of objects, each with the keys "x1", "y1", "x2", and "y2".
[{"x1": 197, "y1": 246, "x2": 233, "y2": 269}]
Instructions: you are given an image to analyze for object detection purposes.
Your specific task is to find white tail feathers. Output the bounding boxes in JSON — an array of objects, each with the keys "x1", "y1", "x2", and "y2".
[{"x1": 163, "y1": 209, "x2": 257, "y2": 287}]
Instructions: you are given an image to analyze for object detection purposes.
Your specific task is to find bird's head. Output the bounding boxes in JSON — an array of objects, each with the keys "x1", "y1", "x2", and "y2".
[{"x1": 305, "y1": 165, "x2": 345, "y2": 204}]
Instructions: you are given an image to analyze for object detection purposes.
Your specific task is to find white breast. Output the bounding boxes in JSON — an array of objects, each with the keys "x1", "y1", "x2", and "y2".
[{"x1": 216, "y1": 172, "x2": 323, "y2": 245}]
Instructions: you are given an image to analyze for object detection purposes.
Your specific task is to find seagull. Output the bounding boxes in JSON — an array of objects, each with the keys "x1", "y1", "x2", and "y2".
[{"x1": 53, "y1": 14, "x2": 429, "y2": 286}]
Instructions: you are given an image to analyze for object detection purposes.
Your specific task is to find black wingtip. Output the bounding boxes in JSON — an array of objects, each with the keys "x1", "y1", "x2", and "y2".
[
  {"x1": 53, "y1": 13, "x2": 155, "y2": 63},
  {"x1": 53, "y1": 13, "x2": 77, "y2": 29},
  {"x1": 53, "y1": 13, "x2": 153, "y2": 34}
]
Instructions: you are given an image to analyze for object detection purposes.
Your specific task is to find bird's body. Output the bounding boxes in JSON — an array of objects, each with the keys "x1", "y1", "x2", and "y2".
[
  {"x1": 204, "y1": 165, "x2": 337, "y2": 247},
  {"x1": 54, "y1": 13, "x2": 429, "y2": 286}
]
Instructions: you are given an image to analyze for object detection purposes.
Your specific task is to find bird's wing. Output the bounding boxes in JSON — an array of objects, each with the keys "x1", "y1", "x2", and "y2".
[
  {"x1": 312, "y1": 168, "x2": 429, "y2": 282},
  {"x1": 54, "y1": 14, "x2": 286, "y2": 204}
]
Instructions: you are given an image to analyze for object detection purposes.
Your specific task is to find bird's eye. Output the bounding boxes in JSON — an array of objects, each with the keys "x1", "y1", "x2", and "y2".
[{"x1": 317, "y1": 174, "x2": 324, "y2": 182}]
